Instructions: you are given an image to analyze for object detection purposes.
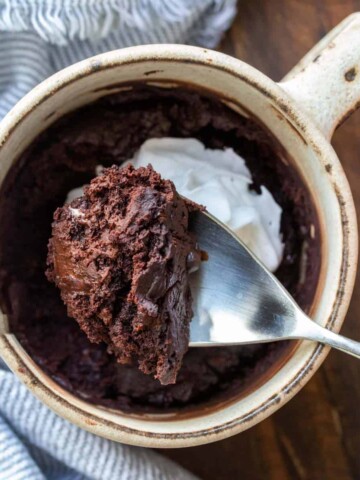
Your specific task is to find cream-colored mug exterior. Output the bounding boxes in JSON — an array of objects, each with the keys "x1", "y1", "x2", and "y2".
[{"x1": 0, "y1": 15, "x2": 358, "y2": 448}]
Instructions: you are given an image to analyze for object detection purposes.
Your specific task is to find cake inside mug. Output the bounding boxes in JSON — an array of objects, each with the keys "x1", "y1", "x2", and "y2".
[{"x1": 0, "y1": 85, "x2": 320, "y2": 413}]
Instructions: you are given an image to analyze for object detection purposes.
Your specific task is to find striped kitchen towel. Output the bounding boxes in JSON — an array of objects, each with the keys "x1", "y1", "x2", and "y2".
[
  {"x1": 0, "y1": 360, "x2": 197, "y2": 480},
  {"x1": 0, "y1": 1, "x2": 237, "y2": 479},
  {"x1": 0, "y1": 360, "x2": 198, "y2": 480},
  {"x1": 0, "y1": 0, "x2": 237, "y2": 119}
]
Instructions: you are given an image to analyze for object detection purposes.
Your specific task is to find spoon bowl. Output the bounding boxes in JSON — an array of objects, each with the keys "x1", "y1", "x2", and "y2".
[{"x1": 189, "y1": 210, "x2": 360, "y2": 359}]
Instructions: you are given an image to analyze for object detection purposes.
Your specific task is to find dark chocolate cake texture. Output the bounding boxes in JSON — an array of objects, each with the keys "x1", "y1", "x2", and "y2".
[{"x1": 0, "y1": 86, "x2": 320, "y2": 412}]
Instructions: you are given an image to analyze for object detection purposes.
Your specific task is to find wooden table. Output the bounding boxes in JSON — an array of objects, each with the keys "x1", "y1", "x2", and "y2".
[{"x1": 163, "y1": 2, "x2": 360, "y2": 479}]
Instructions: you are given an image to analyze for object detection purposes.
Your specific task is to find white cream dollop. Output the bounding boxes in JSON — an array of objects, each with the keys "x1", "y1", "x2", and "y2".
[
  {"x1": 124, "y1": 138, "x2": 284, "y2": 272},
  {"x1": 66, "y1": 137, "x2": 284, "y2": 272}
]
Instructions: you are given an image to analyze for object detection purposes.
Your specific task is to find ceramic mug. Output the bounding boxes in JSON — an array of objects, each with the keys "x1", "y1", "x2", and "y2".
[{"x1": 0, "y1": 14, "x2": 359, "y2": 448}]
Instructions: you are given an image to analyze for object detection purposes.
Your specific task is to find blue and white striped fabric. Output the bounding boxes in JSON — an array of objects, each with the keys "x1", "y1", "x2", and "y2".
[
  {"x1": 0, "y1": 1, "x2": 237, "y2": 479},
  {"x1": 0, "y1": 360, "x2": 197, "y2": 480},
  {"x1": 0, "y1": 0, "x2": 237, "y2": 119}
]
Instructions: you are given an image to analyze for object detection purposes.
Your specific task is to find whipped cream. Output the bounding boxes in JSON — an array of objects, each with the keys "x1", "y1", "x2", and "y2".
[
  {"x1": 66, "y1": 138, "x2": 284, "y2": 271},
  {"x1": 125, "y1": 138, "x2": 284, "y2": 272}
]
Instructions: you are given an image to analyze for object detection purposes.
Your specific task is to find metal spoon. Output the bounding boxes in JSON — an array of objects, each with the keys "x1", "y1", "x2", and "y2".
[{"x1": 189, "y1": 210, "x2": 360, "y2": 359}]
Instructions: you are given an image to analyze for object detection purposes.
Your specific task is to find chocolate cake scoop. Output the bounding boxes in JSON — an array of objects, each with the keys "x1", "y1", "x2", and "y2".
[{"x1": 46, "y1": 164, "x2": 201, "y2": 385}]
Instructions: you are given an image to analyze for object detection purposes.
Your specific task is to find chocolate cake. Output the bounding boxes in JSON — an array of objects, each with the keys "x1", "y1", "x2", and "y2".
[
  {"x1": 0, "y1": 85, "x2": 321, "y2": 412},
  {"x1": 46, "y1": 164, "x2": 201, "y2": 385}
]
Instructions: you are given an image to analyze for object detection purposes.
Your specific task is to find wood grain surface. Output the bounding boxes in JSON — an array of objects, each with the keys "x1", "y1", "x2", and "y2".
[{"x1": 162, "y1": 2, "x2": 360, "y2": 479}]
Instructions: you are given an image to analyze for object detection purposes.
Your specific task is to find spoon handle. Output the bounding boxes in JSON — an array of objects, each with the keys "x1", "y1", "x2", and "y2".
[{"x1": 297, "y1": 316, "x2": 360, "y2": 359}]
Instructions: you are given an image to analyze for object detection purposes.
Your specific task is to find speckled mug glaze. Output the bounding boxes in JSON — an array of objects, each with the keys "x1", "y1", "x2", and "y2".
[{"x1": 0, "y1": 14, "x2": 359, "y2": 448}]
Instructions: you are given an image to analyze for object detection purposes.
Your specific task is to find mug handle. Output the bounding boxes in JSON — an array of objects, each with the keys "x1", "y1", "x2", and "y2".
[{"x1": 279, "y1": 13, "x2": 360, "y2": 140}]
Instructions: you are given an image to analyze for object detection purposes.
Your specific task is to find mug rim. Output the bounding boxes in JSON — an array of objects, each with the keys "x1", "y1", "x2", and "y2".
[{"x1": 0, "y1": 44, "x2": 357, "y2": 447}]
